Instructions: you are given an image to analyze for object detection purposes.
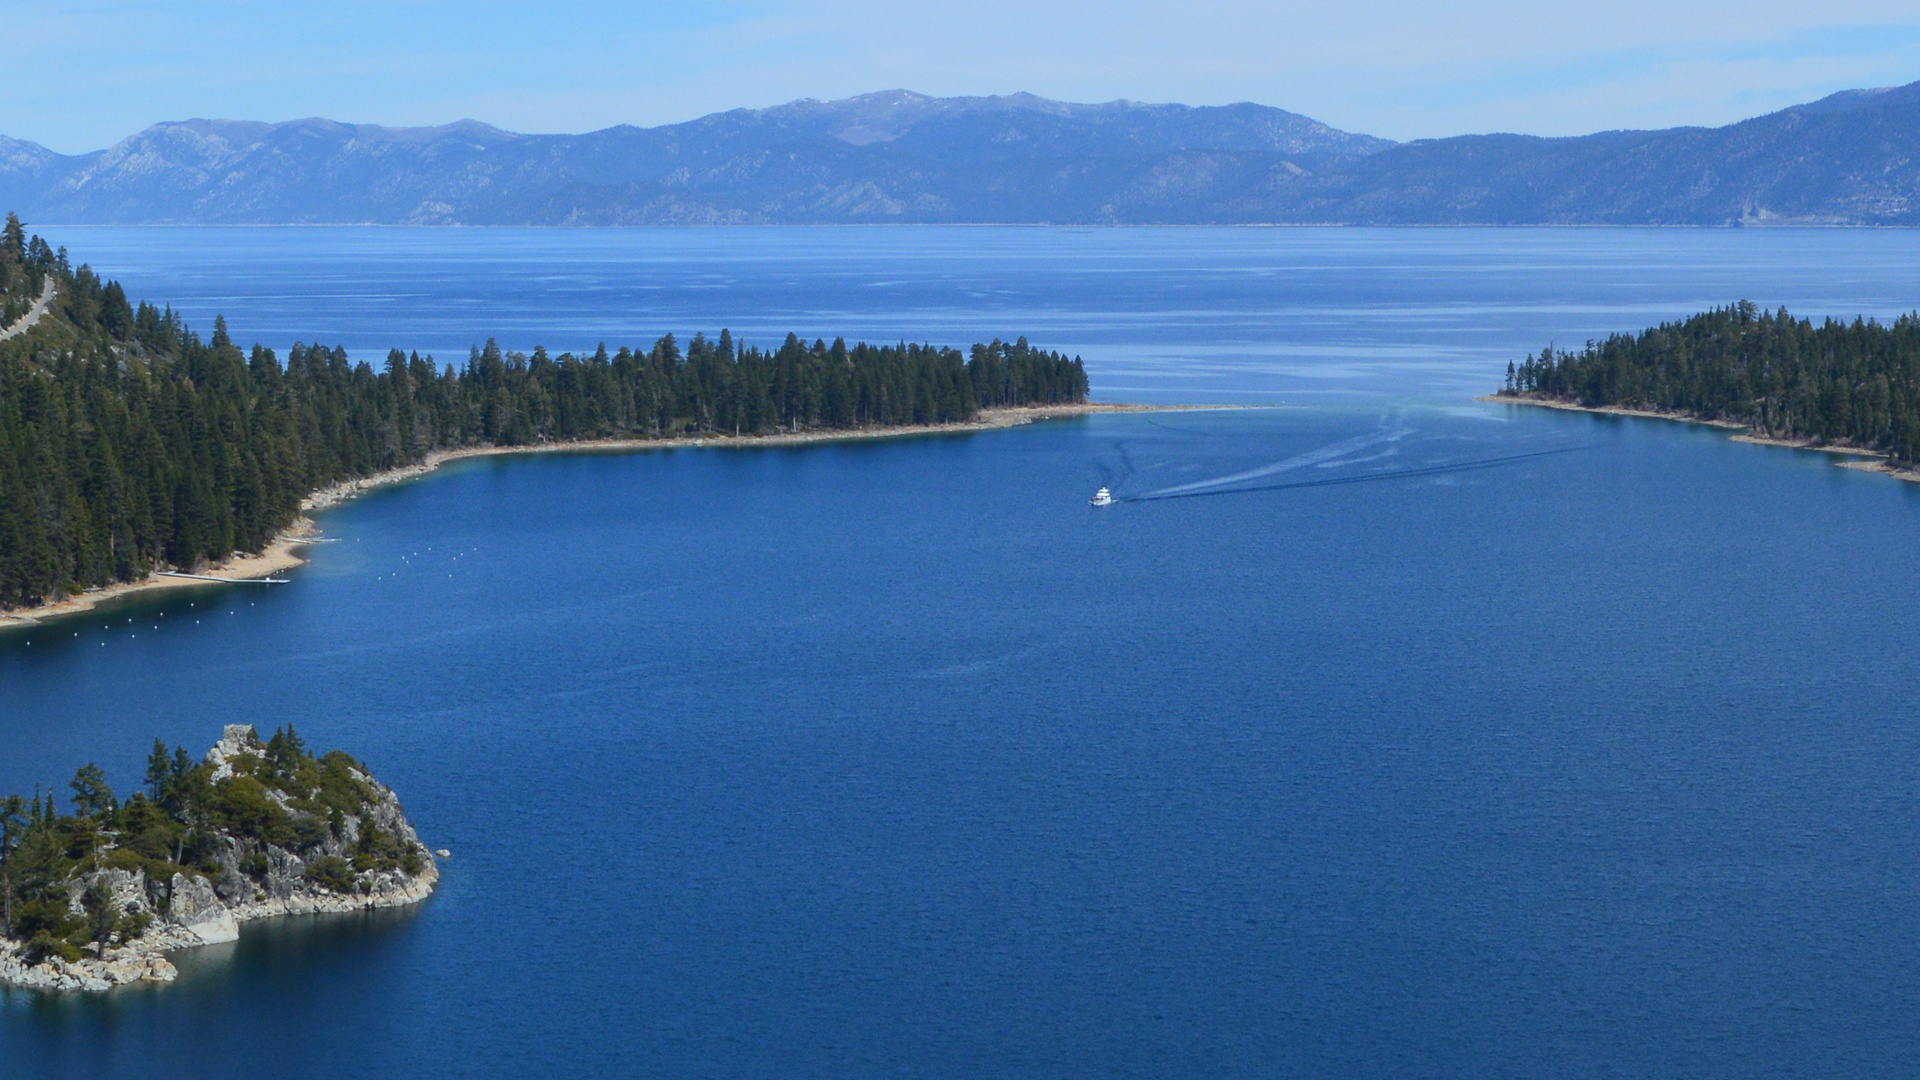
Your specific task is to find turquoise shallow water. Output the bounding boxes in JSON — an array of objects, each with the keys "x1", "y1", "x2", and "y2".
[{"x1": 6, "y1": 228, "x2": 1920, "y2": 1077}]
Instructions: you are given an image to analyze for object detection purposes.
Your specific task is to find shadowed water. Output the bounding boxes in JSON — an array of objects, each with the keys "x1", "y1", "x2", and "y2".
[{"x1": 5, "y1": 228, "x2": 1920, "y2": 1077}]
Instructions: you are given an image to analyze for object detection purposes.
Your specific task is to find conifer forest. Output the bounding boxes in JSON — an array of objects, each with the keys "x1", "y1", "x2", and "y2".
[
  {"x1": 0, "y1": 217, "x2": 1089, "y2": 607},
  {"x1": 1503, "y1": 300, "x2": 1920, "y2": 460}
]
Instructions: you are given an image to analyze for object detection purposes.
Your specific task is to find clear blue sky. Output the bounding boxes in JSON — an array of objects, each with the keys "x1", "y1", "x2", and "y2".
[{"x1": 3, "y1": 0, "x2": 1918, "y2": 152}]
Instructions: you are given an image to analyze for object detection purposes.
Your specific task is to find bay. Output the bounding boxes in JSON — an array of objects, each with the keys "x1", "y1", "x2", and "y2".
[
  {"x1": 27, "y1": 224, "x2": 1920, "y2": 402},
  {"x1": 5, "y1": 227, "x2": 1920, "y2": 1078}
]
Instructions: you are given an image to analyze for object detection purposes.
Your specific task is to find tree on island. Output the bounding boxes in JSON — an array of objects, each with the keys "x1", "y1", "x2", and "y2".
[
  {"x1": 2, "y1": 726, "x2": 430, "y2": 966},
  {"x1": 69, "y1": 764, "x2": 115, "y2": 819},
  {"x1": 0, "y1": 793, "x2": 28, "y2": 936}
]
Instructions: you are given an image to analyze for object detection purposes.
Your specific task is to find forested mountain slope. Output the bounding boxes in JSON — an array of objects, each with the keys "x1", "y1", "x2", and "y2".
[
  {"x1": 0, "y1": 92, "x2": 1390, "y2": 225},
  {"x1": 0, "y1": 217, "x2": 1087, "y2": 608},
  {"x1": 1294, "y1": 84, "x2": 1920, "y2": 225},
  {"x1": 3, "y1": 84, "x2": 1920, "y2": 224}
]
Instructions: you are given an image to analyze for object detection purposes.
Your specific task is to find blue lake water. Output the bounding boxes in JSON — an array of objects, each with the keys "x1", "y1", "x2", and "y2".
[{"x1": 7, "y1": 227, "x2": 1920, "y2": 1077}]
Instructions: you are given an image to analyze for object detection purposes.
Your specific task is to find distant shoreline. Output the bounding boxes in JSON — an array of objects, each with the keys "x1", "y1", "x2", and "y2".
[
  {"x1": 1, "y1": 403, "x2": 1220, "y2": 629},
  {"x1": 1478, "y1": 392, "x2": 1920, "y2": 481}
]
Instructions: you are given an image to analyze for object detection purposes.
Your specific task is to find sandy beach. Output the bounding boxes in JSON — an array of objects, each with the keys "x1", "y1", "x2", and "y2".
[
  {"x1": 0, "y1": 519, "x2": 319, "y2": 629},
  {"x1": 1479, "y1": 392, "x2": 1920, "y2": 482},
  {"x1": 301, "y1": 402, "x2": 1213, "y2": 510},
  {"x1": 1833, "y1": 458, "x2": 1920, "y2": 482},
  {"x1": 4, "y1": 403, "x2": 1209, "y2": 627},
  {"x1": 1725, "y1": 433, "x2": 1884, "y2": 455},
  {"x1": 1476, "y1": 394, "x2": 1748, "y2": 429}
]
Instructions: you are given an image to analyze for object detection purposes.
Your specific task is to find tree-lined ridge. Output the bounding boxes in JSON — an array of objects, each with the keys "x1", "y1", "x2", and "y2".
[
  {"x1": 0, "y1": 215, "x2": 1089, "y2": 610},
  {"x1": 1496, "y1": 300, "x2": 1920, "y2": 463}
]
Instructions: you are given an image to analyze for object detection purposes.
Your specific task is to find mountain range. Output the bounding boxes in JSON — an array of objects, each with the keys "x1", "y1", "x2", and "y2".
[{"x1": 3, "y1": 84, "x2": 1919, "y2": 225}]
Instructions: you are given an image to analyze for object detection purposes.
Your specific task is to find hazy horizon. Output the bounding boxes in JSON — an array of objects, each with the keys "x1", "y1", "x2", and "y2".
[
  {"x1": 5, "y1": 79, "x2": 1912, "y2": 158},
  {"x1": 2, "y1": 1, "x2": 1916, "y2": 153}
]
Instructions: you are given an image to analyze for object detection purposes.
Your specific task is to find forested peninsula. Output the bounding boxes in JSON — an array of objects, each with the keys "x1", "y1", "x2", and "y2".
[
  {"x1": 0, "y1": 725, "x2": 436, "y2": 992},
  {"x1": 1496, "y1": 301, "x2": 1920, "y2": 465},
  {"x1": 0, "y1": 216, "x2": 1089, "y2": 611}
]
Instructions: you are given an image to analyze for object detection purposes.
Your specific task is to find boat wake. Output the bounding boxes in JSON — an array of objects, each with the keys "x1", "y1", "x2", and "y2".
[
  {"x1": 1130, "y1": 427, "x2": 1412, "y2": 500},
  {"x1": 1096, "y1": 438, "x2": 1139, "y2": 489},
  {"x1": 1121, "y1": 444, "x2": 1588, "y2": 503}
]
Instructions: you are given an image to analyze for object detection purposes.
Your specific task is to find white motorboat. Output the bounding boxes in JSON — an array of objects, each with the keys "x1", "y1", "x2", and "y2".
[{"x1": 1090, "y1": 487, "x2": 1113, "y2": 507}]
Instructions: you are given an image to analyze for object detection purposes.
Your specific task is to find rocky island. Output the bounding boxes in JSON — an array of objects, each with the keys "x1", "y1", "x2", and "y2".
[{"x1": 0, "y1": 725, "x2": 436, "y2": 992}]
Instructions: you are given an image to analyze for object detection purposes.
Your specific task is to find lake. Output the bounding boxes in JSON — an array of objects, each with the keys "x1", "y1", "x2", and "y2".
[{"x1": 5, "y1": 226, "x2": 1920, "y2": 1078}]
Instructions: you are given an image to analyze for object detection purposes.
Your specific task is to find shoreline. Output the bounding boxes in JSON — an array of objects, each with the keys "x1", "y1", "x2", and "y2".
[
  {"x1": 1474, "y1": 394, "x2": 1749, "y2": 429},
  {"x1": 0, "y1": 867, "x2": 437, "y2": 993},
  {"x1": 303, "y1": 402, "x2": 1214, "y2": 510},
  {"x1": 3, "y1": 403, "x2": 1215, "y2": 627},
  {"x1": 0, "y1": 519, "x2": 320, "y2": 629},
  {"x1": 1, "y1": 725, "x2": 441, "y2": 993},
  {"x1": 1479, "y1": 392, "x2": 1920, "y2": 481}
]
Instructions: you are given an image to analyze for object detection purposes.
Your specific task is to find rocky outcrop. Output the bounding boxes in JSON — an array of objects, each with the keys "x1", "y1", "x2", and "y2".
[
  {"x1": 168, "y1": 871, "x2": 238, "y2": 944},
  {"x1": 0, "y1": 941, "x2": 179, "y2": 992},
  {"x1": 0, "y1": 725, "x2": 437, "y2": 993}
]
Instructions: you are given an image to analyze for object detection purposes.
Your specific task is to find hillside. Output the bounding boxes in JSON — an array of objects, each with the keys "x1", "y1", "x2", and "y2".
[
  {"x1": 0, "y1": 91, "x2": 1389, "y2": 225},
  {"x1": 4, "y1": 85, "x2": 1920, "y2": 225},
  {"x1": 1289, "y1": 83, "x2": 1920, "y2": 225},
  {"x1": 0, "y1": 218, "x2": 1088, "y2": 610}
]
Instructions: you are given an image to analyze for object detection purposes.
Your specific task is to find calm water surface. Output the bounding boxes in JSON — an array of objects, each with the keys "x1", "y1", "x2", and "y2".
[
  {"x1": 4, "y1": 228, "x2": 1920, "y2": 1077},
  {"x1": 30, "y1": 223, "x2": 1920, "y2": 402}
]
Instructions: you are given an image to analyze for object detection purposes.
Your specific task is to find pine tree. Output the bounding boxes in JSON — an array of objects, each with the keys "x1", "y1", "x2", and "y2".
[
  {"x1": 0, "y1": 793, "x2": 28, "y2": 936},
  {"x1": 146, "y1": 739, "x2": 172, "y2": 801},
  {"x1": 69, "y1": 763, "x2": 115, "y2": 818}
]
